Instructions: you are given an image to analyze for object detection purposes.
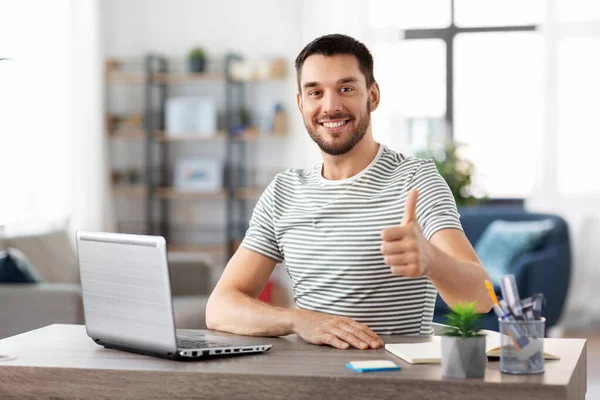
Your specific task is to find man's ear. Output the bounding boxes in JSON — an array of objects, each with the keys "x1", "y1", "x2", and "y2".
[
  {"x1": 369, "y1": 82, "x2": 381, "y2": 112},
  {"x1": 296, "y1": 92, "x2": 303, "y2": 113}
]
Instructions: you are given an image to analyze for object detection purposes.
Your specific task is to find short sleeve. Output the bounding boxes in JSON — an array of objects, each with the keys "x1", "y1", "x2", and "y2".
[
  {"x1": 240, "y1": 181, "x2": 284, "y2": 262},
  {"x1": 408, "y1": 160, "x2": 463, "y2": 241}
]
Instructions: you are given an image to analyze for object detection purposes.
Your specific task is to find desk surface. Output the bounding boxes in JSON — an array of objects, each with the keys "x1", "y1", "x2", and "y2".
[{"x1": 0, "y1": 324, "x2": 587, "y2": 400}]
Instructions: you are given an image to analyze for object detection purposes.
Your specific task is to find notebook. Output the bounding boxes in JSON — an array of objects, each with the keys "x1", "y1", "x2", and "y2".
[{"x1": 385, "y1": 330, "x2": 559, "y2": 365}]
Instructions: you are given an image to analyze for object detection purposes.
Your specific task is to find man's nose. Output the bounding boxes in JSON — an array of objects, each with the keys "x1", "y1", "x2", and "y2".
[{"x1": 321, "y1": 91, "x2": 342, "y2": 114}]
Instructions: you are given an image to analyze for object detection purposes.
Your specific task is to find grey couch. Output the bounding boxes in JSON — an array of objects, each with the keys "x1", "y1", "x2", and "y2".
[{"x1": 0, "y1": 230, "x2": 215, "y2": 339}]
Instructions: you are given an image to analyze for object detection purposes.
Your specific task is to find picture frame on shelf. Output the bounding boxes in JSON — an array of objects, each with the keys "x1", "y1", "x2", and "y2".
[{"x1": 173, "y1": 158, "x2": 223, "y2": 193}]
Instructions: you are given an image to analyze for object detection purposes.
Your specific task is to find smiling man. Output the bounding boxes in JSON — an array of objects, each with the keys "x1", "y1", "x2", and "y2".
[{"x1": 206, "y1": 34, "x2": 492, "y2": 350}]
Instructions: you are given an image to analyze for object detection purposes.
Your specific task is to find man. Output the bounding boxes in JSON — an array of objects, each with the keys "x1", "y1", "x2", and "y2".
[{"x1": 206, "y1": 34, "x2": 492, "y2": 350}]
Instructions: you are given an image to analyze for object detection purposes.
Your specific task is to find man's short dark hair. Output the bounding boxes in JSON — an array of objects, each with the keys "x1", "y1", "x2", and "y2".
[{"x1": 295, "y1": 34, "x2": 375, "y2": 92}]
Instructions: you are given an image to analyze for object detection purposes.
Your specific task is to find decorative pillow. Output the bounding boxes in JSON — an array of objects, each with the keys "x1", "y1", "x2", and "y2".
[
  {"x1": 0, "y1": 250, "x2": 41, "y2": 283},
  {"x1": 475, "y1": 219, "x2": 555, "y2": 286}
]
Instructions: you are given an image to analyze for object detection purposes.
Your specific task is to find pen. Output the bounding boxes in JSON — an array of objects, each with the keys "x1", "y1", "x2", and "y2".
[
  {"x1": 501, "y1": 275, "x2": 523, "y2": 320},
  {"x1": 485, "y1": 281, "x2": 522, "y2": 350}
]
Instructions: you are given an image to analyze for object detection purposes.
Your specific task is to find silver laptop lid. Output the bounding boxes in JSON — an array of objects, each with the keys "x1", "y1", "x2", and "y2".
[{"x1": 76, "y1": 231, "x2": 177, "y2": 354}]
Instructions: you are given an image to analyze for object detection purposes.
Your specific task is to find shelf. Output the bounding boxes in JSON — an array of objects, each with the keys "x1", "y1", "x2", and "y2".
[
  {"x1": 107, "y1": 71, "x2": 285, "y2": 85},
  {"x1": 112, "y1": 185, "x2": 146, "y2": 196},
  {"x1": 106, "y1": 71, "x2": 146, "y2": 84},
  {"x1": 154, "y1": 130, "x2": 287, "y2": 142},
  {"x1": 154, "y1": 187, "x2": 265, "y2": 200},
  {"x1": 154, "y1": 71, "x2": 226, "y2": 84},
  {"x1": 112, "y1": 185, "x2": 265, "y2": 200},
  {"x1": 107, "y1": 129, "x2": 287, "y2": 142},
  {"x1": 235, "y1": 187, "x2": 265, "y2": 199},
  {"x1": 155, "y1": 187, "x2": 227, "y2": 200},
  {"x1": 108, "y1": 128, "x2": 146, "y2": 140}
]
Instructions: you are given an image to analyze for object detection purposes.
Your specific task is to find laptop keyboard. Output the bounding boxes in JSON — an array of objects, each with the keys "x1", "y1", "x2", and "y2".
[{"x1": 176, "y1": 337, "x2": 231, "y2": 349}]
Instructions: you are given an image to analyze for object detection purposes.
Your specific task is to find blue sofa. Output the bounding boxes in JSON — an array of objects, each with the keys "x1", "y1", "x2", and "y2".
[{"x1": 432, "y1": 206, "x2": 572, "y2": 332}]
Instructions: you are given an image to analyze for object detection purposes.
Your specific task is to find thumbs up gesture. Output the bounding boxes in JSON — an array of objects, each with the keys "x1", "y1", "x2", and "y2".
[{"x1": 381, "y1": 189, "x2": 436, "y2": 278}]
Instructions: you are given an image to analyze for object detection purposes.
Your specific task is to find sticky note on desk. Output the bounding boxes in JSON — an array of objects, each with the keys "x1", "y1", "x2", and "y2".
[{"x1": 346, "y1": 360, "x2": 401, "y2": 373}]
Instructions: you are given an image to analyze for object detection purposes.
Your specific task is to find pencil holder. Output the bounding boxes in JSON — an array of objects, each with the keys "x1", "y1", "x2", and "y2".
[{"x1": 499, "y1": 318, "x2": 545, "y2": 374}]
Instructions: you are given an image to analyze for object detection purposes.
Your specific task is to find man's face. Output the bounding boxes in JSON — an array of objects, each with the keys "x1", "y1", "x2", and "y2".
[{"x1": 297, "y1": 54, "x2": 379, "y2": 156}]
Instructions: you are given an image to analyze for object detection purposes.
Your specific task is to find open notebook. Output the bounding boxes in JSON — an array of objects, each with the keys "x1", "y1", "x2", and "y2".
[{"x1": 385, "y1": 329, "x2": 560, "y2": 365}]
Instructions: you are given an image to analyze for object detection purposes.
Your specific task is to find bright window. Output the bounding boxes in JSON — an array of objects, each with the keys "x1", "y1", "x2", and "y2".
[
  {"x1": 454, "y1": 0, "x2": 545, "y2": 27},
  {"x1": 557, "y1": 38, "x2": 600, "y2": 196},
  {"x1": 454, "y1": 32, "x2": 544, "y2": 198},
  {"x1": 369, "y1": 0, "x2": 451, "y2": 29},
  {"x1": 392, "y1": 39, "x2": 446, "y2": 118}
]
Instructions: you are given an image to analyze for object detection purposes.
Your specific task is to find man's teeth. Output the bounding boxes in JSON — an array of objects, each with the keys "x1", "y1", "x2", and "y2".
[{"x1": 322, "y1": 121, "x2": 346, "y2": 128}]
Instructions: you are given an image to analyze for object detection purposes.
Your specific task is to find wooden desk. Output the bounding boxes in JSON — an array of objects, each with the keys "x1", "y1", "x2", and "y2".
[{"x1": 0, "y1": 324, "x2": 587, "y2": 400}]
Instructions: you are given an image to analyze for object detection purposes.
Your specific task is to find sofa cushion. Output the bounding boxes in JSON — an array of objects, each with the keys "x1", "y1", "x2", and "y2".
[
  {"x1": 475, "y1": 219, "x2": 555, "y2": 285},
  {"x1": 0, "y1": 251, "x2": 40, "y2": 283},
  {"x1": 6, "y1": 229, "x2": 79, "y2": 284}
]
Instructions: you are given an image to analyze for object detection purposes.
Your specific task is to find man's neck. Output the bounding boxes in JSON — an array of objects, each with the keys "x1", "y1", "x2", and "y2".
[{"x1": 321, "y1": 135, "x2": 380, "y2": 181}]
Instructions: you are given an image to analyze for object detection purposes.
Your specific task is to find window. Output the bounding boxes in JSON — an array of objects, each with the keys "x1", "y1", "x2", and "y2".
[
  {"x1": 370, "y1": 0, "x2": 451, "y2": 29},
  {"x1": 454, "y1": 32, "x2": 543, "y2": 198},
  {"x1": 372, "y1": 0, "x2": 544, "y2": 198}
]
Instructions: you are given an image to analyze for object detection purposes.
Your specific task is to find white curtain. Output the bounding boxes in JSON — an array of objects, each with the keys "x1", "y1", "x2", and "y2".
[
  {"x1": 0, "y1": 0, "x2": 110, "y2": 237},
  {"x1": 527, "y1": 0, "x2": 600, "y2": 330}
]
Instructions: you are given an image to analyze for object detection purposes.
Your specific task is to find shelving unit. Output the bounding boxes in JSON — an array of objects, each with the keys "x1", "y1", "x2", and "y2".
[{"x1": 105, "y1": 54, "x2": 287, "y2": 259}]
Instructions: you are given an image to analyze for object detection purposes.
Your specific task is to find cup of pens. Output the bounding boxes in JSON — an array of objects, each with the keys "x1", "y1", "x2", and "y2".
[
  {"x1": 499, "y1": 317, "x2": 545, "y2": 374},
  {"x1": 485, "y1": 275, "x2": 546, "y2": 375}
]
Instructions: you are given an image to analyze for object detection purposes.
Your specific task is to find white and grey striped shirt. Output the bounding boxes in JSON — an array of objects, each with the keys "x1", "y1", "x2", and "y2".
[{"x1": 241, "y1": 144, "x2": 462, "y2": 335}]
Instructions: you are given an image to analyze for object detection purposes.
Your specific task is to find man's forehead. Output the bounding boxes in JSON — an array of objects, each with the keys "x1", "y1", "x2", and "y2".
[{"x1": 300, "y1": 54, "x2": 365, "y2": 86}]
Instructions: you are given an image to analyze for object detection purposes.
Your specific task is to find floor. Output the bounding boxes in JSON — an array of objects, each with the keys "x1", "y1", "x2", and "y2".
[{"x1": 564, "y1": 331, "x2": 600, "y2": 399}]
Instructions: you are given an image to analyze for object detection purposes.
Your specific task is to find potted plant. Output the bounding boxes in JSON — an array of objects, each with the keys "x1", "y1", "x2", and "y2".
[
  {"x1": 441, "y1": 302, "x2": 486, "y2": 379},
  {"x1": 187, "y1": 47, "x2": 207, "y2": 73},
  {"x1": 417, "y1": 141, "x2": 487, "y2": 207}
]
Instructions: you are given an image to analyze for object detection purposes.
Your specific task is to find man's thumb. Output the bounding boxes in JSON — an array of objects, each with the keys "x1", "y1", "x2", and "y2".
[{"x1": 402, "y1": 189, "x2": 419, "y2": 225}]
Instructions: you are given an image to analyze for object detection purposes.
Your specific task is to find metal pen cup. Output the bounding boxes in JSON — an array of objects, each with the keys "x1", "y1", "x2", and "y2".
[{"x1": 499, "y1": 317, "x2": 545, "y2": 374}]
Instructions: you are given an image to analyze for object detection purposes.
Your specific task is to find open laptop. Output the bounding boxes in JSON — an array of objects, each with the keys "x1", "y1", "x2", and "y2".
[{"x1": 75, "y1": 231, "x2": 272, "y2": 360}]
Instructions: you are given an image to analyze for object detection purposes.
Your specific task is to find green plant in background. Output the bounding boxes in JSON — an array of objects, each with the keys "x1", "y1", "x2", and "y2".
[
  {"x1": 417, "y1": 141, "x2": 487, "y2": 207},
  {"x1": 239, "y1": 106, "x2": 252, "y2": 128},
  {"x1": 187, "y1": 47, "x2": 206, "y2": 60},
  {"x1": 442, "y1": 302, "x2": 484, "y2": 338}
]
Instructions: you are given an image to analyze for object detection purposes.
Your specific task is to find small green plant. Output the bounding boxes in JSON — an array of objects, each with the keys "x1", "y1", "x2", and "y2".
[
  {"x1": 442, "y1": 302, "x2": 484, "y2": 338},
  {"x1": 239, "y1": 106, "x2": 252, "y2": 127},
  {"x1": 188, "y1": 48, "x2": 206, "y2": 60}
]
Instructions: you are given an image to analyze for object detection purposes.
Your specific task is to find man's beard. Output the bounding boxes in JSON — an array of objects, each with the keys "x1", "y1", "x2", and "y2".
[{"x1": 304, "y1": 101, "x2": 371, "y2": 156}]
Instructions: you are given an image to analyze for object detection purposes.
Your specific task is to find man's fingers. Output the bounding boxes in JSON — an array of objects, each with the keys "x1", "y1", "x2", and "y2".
[
  {"x1": 321, "y1": 333, "x2": 350, "y2": 350},
  {"x1": 381, "y1": 239, "x2": 417, "y2": 255},
  {"x1": 402, "y1": 189, "x2": 419, "y2": 225},
  {"x1": 381, "y1": 225, "x2": 412, "y2": 242},
  {"x1": 341, "y1": 318, "x2": 385, "y2": 346},
  {"x1": 339, "y1": 324, "x2": 382, "y2": 349},
  {"x1": 390, "y1": 265, "x2": 420, "y2": 277},
  {"x1": 329, "y1": 327, "x2": 369, "y2": 349},
  {"x1": 383, "y1": 252, "x2": 418, "y2": 266}
]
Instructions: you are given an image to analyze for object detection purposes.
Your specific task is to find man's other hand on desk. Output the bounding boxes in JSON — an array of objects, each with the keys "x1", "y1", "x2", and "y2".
[{"x1": 291, "y1": 309, "x2": 384, "y2": 350}]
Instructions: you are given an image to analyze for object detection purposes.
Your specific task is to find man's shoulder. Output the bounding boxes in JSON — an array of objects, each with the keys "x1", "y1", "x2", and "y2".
[
  {"x1": 269, "y1": 164, "x2": 320, "y2": 190},
  {"x1": 378, "y1": 146, "x2": 436, "y2": 177}
]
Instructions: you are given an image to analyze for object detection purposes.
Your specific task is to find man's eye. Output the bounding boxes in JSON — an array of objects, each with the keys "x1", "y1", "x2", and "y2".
[
  {"x1": 340, "y1": 87, "x2": 354, "y2": 93},
  {"x1": 309, "y1": 90, "x2": 321, "y2": 96}
]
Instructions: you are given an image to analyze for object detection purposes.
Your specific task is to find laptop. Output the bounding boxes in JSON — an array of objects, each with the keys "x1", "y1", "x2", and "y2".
[{"x1": 75, "y1": 231, "x2": 272, "y2": 360}]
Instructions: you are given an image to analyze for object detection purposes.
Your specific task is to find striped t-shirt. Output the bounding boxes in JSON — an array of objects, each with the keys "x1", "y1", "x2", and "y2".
[{"x1": 241, "y1": 144, "x2": 463, "y2": 335}]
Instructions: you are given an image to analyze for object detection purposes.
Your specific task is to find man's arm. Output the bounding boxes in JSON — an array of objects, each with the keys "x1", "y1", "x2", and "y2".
[
  {"x1": 381, "y1": 189, "x2": 493, "y2": 314},
  {"x1": 205, "y1": 247, "x2": 384, "y2": 349},
  {"x1": 428, "y1": 229, "x2": 493, "y2": 313},
  {"x1": 205, "y1": 247, "x2": 293, "y2": 336}
]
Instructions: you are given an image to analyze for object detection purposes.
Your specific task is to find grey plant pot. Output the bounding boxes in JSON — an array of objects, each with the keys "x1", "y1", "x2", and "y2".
[{"x1": 441, "y1": 336, "x2": 486, "y2": 379}]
